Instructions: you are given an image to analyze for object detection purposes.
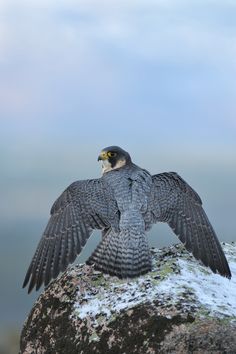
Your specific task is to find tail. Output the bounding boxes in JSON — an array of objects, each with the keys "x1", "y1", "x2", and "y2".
[{"x1": 87, "y1": 228, "x2": 152, "y2": 278}]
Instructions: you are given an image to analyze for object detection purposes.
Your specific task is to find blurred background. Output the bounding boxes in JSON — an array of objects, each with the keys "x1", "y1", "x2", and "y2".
[{"x1": 1, "y1": 0, "x2": 236, "y2": 352}]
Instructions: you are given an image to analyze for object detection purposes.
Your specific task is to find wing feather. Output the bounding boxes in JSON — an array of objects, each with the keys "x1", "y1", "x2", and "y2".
[
  {"x1": 23, "y1": 179, "x2": 117, "y2": 292},
  {"x1": 52, "y1": 235, "x2": 62, "y2": 279},
  {"x1": 150, "y1": 172, "x2": 231, "y2": 278}
]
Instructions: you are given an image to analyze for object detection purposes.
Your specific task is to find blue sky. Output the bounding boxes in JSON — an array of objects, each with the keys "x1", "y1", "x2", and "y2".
[
  {"x1": 0, "y1": 0, "x2": 236, "y2": 331},
  {"x1": 1, "y1": 0, "x2": 236, "y2": 221}
]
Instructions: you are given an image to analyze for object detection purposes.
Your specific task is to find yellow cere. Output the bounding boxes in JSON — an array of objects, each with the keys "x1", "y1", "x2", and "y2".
[{"x1": 100, "y1": 151, "x2": 109, "y2": 160}]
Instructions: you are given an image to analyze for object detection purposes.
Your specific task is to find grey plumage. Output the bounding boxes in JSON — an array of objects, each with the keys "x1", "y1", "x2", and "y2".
[{"x1": 23, "y1": 146, "x2": 231, "y2": 293}]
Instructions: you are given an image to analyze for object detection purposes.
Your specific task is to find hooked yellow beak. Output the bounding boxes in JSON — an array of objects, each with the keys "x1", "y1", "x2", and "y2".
[{"x1": 98, "y1": 151, "x2": 108, "y2": 161}]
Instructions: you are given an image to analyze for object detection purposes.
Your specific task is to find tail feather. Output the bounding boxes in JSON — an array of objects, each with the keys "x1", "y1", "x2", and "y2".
[{"x1": 87, "y1": 229, "x2": 152, "y2": 278}]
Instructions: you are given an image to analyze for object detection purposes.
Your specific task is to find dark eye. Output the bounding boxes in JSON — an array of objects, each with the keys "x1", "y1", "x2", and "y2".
[{"x1": 108, "y1": 151, "x2": 117, "y2": 157}]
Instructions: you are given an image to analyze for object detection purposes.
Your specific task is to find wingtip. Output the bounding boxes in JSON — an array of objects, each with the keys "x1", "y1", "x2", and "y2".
[
  {"x1": 22, "y1": 279, "x2": 34, "y2": 294},
  {"x1": 216, "y1": 264, "x2": 232, "y2": 280},
  {"x1": 22, "y1": 276, "x2": 30, "y2": 291},
  {"x1": 28, "y1": 280, "x2": 36, "y2": 294},
  {"x1": 22, "y1": 280, "x2": 27, "y2": 289},
  {"x1": 222, "y1": 258, "x2": 232, "y2": 280},
  {"x1": 224, "y1": 269, "x2": 232, "y2": 280},
  {"x1": 221, "y1": 272, "x2": 231, "y2": 280},
  {"x1": 27, "y1": 287, "x2": 33, "y2": 294},
  {"x1": 35, "y1": 281, "x2": 43, "y2": 292},
  {"x1": 24, "y1": 272, "x2": 39, "y2": 294}
]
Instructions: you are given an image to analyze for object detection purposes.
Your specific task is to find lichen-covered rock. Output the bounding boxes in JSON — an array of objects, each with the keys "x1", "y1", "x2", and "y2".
[{"x1": 20, "y1": 243, "x2": 236, "y2": 354}]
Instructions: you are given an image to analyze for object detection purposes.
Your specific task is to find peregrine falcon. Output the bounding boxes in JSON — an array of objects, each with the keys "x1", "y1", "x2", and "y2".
[{"x1": 23, "y1": 146, "x2": 231, "y2": 293}]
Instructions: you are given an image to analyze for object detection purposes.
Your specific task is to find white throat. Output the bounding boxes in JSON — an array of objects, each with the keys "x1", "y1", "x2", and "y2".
[{"x1": 101, "y1": 159, "x2": 126, "y2": 174}]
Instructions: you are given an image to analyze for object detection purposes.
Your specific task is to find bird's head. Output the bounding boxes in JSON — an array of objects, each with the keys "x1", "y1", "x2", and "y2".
[{"x1": 98, "y1": 146, "x2": 132, "y2": 174}]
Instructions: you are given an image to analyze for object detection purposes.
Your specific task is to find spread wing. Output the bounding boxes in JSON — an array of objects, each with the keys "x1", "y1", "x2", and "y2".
[
  {"x1": 23, "y1": 179, "x2": 118, "y2": 293},
  {"x1": 150, "y1": 172, "x2": 231, "y2": 278}
]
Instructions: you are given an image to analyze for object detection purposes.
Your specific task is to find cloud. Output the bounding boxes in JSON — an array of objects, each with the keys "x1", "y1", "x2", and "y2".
[
  {"x1": 2, "y1": 0, "x2": 236, "y2": 63},
  {"x1": 1, "y1": 0, "x2": 236, "y2": 135}
]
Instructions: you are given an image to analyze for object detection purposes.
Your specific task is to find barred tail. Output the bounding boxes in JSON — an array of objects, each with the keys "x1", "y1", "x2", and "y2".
[{"x1": 86, "y1": 228, "x2": 152, "y2": 278}]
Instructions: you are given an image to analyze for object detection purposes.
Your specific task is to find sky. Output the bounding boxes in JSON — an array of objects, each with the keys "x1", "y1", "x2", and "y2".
[{"x1": 0, "y1": 0, "x2": 236, "y2": 341}]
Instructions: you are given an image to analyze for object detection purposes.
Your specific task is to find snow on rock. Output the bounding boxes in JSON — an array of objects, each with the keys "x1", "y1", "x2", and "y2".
[{"x1": 74, "y1": 242, "x2": 236, "y2": 325}]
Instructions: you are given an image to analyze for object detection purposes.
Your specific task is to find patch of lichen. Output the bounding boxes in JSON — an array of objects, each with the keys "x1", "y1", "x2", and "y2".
[
  {"x1": 150, "y1": 258, "x2": 180, "y2": 284},
  {"x1": 158, "y1": 263, "x2": 175, "y2": 277},
  {"x1": 88, "y1": 332, "x2": 100, "y2": 342},
  {"x1": 82, "y1": 304, "x2": 195, "y2": 354},
  {"x1": 20, "y1": 273, "x2": 80, "y2": 354},
  {"x1": 71, "y1": 296, "x2": 236, "y2": 353},
  {"x1": 90, "y1": 273, "x2": 107, "y2": 287},
  {"x1": 193, "y1": 306, "x2": 236, "y2": 324}
]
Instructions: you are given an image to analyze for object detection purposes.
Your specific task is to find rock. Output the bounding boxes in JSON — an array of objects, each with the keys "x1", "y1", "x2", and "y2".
[{"x1": 20, "y1": 243, "x2": 236, "y2": 354}]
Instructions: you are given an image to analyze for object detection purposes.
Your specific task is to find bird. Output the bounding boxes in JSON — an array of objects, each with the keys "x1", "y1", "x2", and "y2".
[{"x1": 23, "y1": 146, "x2": 231, "y2": 293}]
